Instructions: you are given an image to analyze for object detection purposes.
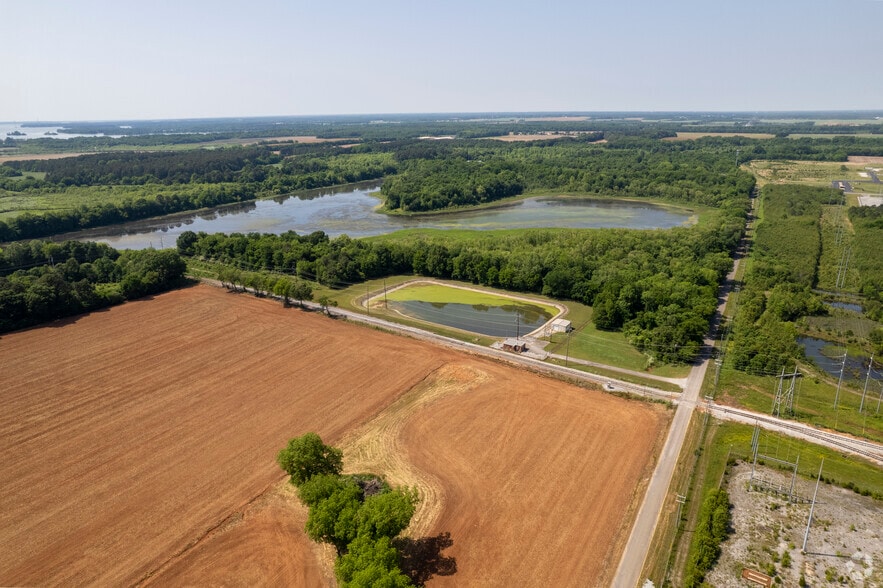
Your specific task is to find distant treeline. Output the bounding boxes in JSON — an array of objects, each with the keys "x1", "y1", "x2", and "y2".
[
  {"x1": 3, "y1": 133, "x2": 882, "y2": 242},
  {"x1": 8, "y1": 147, "x2": 280, "y2": 185},
  {"x1": 179, "y1": 193, "x2": 748, "y2": 364},
  {"x1": 0, "y1": 240, "x2": 187, "y2": 333}
]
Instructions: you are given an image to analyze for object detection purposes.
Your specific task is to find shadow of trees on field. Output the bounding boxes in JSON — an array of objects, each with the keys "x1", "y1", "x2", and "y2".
[{"x1": 394, "y1": 532, "x2": 457, "y2": 586}]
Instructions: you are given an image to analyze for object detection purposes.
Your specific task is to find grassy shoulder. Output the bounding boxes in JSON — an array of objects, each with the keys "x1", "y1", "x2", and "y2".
[
  {"x1": 543, "y1": 300, "x2": 691, "y2": 379},
  {"x1": 717, "y1": 365, "x2": 883, "y2": 443}
]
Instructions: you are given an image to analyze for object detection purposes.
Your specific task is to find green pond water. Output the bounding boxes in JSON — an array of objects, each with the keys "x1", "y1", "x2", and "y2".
[{"x1": 390, "y1": 300, "x2": 552, "y2": 338}]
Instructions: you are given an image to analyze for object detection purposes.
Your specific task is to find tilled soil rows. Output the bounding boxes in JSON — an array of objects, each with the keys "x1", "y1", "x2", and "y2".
[{"x1": 0, "y1": 284, "x2": 667, "y2": 586}]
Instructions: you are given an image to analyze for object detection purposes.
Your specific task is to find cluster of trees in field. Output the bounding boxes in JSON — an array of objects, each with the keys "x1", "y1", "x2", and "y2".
[
  {"x1": 179, "y1": 197, "x2": 746, "y2": 363},
  {"x1": 277, "y1": 433, "x2": 417, "y2": 587},
  {"x1": 847, "y1": 205, "x2": 883, "y2": 321},
  {"x1": 728, "y1": 185, "x2": 832, "y2": 374},
  {"x1": 0, "y1": 240, "x2": 187, "y2": 333},
  {"x1": 683, "y1": 488, "x2": 731, "y2": 587}
]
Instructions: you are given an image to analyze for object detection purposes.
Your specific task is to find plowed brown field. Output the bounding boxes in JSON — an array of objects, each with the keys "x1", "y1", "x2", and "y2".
[{"x1": 0, "y1": 284, "x2": 668, "y2": 587}]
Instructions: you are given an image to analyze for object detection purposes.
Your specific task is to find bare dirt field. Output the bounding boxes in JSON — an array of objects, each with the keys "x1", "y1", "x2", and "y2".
[
  {"x1": 0, "y1": 284, "x2": 667, "y2": 586},
  {"x1": 848, "y1": 156, "x2": 883, "y2": 164},
  {"x1": 664, "y1": 132, "x2": 776, "y2": 141},
  {"x1": 489, "y1": 132, "x2": 601, "y2": 142},
  {"x1": 201, "y1": 135, "x2": 358, "y2": 147},
  {"x1": 708, "y1": 463, "x2": 883, "y2": 587},
  {"x1": 0, "y1": 152, "x2": 89, "y2": 162}
]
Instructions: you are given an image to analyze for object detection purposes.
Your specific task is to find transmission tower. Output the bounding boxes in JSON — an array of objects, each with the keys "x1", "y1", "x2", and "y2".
[{"x1": 772, "y1": 367, "x2": 802, "y2": 418}]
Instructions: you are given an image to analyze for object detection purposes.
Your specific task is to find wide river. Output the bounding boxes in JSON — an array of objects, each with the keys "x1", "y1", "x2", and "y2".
[{"x1": 60, "y1": 182, "x2": 695, "y2": 250}]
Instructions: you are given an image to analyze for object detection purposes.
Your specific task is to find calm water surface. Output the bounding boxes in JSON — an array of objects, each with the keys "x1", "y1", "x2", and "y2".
[
  {"x1": 60, "y1": 183, "x2": 694, "y2": 250},
  {"x1": 825, "y1": 301, "x2": 863, "y2": 313},
  {"x1": 798, "y1": 336, "x2": 879, "y2": 384},
  {"x1": 390, "y1": 300, "x2": 552, "y2": 338}
]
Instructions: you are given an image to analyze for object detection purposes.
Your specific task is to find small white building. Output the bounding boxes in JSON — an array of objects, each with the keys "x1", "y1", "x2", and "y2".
[{"x1": 548, "y1": 318, "x2": 572, "y2": 334}]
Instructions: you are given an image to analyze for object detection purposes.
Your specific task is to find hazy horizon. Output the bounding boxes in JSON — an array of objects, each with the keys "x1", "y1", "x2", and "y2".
[{"x1": 3, "y1": 0, "x2": 883, "y2": 121}]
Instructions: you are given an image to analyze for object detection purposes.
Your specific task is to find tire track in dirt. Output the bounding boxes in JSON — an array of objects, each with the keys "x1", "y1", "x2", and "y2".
[{"x1": 338, "y1": 363, "x2": 490, "y2": 537}]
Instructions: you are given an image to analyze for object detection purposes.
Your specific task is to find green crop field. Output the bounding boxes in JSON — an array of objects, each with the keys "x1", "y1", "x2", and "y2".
[{"x1": 384, "y1": 281, "x2": 559, "y2": 315}]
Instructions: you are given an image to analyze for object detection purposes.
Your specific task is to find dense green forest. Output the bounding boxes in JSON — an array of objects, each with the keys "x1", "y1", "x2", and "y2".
[
  {"x1": 5, "y1": 127, "x2": 883, "y2": 242},
  {"x1": 377, "y1": 138, "x2": 755, "y2": 212},
  {"x1": 847, "y1": 205, "x2": 883, "y2": 321},
  {"x1": 179, "y1": 191, "x2": 746, "y2": 363},
  {"x1": 727, "y1": 185, "x2": 833, "y2": 374},
  {"x1": 7, "y1": 147, "x2": 280, "y2": 185},
  {"x1": 0, "y1": 240, "x2": 187, "y2": 333}
]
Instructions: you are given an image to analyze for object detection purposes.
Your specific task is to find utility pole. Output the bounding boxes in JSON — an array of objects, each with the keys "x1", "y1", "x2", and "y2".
[
  {"x1": 565, "y1": 330, "x2": 572, "y2": 368},
  {"x1": 366, "y1": 282, "x2": 370, "y2": 315},
  {"x1": 383, "y1": 278, "x2": 388, "y2": 309},
  {"x1": 833, "y1": 351, "x2": 847, "y2": 410},
  {"x1": 860, "y1": 354, "x2": 874, "y2": 413},
  {"x1": 803, "y1": 459, "x2": 824, "y2": 552},
  {"x1": 515, "y1": 315, "x2": 520, "y2": 340},
  {"x1": 675, "y1": 494, "x2": 687, "y2": 529}
]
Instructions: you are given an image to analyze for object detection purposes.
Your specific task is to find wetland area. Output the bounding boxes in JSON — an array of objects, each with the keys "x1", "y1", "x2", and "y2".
[{"x1": 57, "y1": 182, "x2": 696, "y2": 250}]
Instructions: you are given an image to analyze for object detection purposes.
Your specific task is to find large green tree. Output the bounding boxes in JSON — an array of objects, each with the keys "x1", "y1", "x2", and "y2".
[{"x1": 276, "y1": 432, "x2": 344, "y2": 486}]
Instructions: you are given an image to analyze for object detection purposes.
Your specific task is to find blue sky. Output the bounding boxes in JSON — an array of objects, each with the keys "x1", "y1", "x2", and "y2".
[{"x1": 2, "y1": 0, "x2": 882, "y2": 121}]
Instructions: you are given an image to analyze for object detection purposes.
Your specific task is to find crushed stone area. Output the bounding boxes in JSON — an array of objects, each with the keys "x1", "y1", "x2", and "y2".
[{"x1": 708, "y1": 462, "x2": 883, "y2": 587}]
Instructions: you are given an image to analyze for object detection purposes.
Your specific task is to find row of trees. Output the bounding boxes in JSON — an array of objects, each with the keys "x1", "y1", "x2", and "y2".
[
  {"x1": 683, "y1": 488, "x2": 731, "y2": 587},
  {"x1": 179, "y1": 194, "x2": 747, "y2": 363},
  {"x1": 216, "y1": 265, "x2": 313, "y2": 307},
  {"x1": 0, "y1": 240, "x2": 187, "y2": 333},
  {"x1": 277, "y1": 433, "x2": 417, "y2": 587}
]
